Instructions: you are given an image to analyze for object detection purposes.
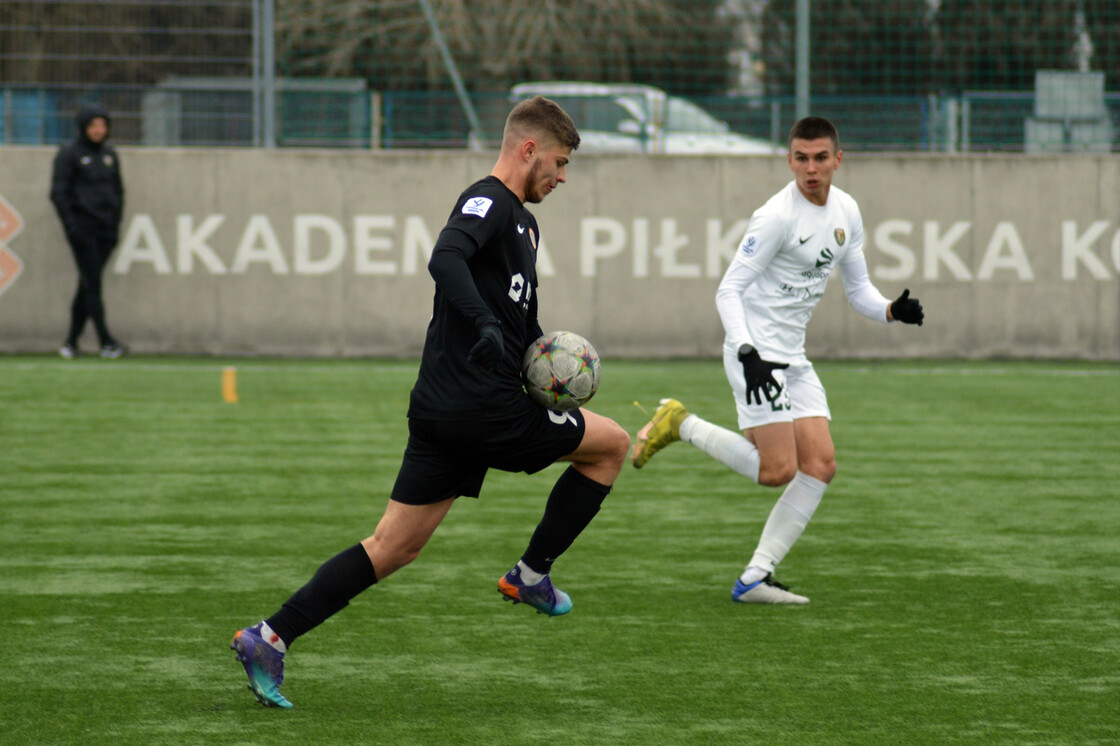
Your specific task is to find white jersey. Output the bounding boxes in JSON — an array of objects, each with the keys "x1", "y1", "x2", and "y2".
[{"x1": 717, "y1": 180, "x2": 891, "y2": 364}]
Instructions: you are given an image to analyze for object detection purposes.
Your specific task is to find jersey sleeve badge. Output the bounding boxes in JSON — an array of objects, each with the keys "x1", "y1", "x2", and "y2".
[{"x1": 461, "y1": 196, "x2": 494, "y2": 218}]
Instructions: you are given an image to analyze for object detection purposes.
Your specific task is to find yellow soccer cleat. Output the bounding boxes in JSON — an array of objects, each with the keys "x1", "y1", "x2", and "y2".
[{"x1": 631, "y1": 398, "x2": 690, "y2": 469}]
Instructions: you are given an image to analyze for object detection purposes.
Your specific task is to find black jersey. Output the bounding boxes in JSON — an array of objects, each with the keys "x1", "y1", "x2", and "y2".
[{"x1": 408, "y1": 176, "x2": 545, "y2": 419}]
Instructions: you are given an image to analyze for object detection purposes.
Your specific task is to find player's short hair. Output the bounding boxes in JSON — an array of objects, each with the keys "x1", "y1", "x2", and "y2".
[
  {"x1": 788, "y1": 116, "x2": 839, "y2": 151},
  {"x1": 505, "y1": 96, "x2": 581, "y2": 151}
]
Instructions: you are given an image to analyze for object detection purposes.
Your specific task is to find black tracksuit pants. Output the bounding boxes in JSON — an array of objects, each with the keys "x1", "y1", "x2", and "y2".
[{"x1": 65, "y1": 218, "x2": 118, "y2": 347}]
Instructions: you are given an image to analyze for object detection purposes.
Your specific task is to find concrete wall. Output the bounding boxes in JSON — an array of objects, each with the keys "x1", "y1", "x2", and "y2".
[{"x1": 2, "y1": 147, "x2": 1118, "y2": 359}]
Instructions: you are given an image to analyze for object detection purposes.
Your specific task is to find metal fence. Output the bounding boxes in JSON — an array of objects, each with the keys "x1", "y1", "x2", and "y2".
[
  {"x1": 1, "y1": 0, "x2": 258, "y2": 143},
  {"x1": 2, "y1": 1, "x2": 1119, "y2": 152}
]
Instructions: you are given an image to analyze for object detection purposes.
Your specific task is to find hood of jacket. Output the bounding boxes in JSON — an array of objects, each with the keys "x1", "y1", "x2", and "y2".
[{"x1": 76, "y1": 105, "x2": 111, "y2": 146}]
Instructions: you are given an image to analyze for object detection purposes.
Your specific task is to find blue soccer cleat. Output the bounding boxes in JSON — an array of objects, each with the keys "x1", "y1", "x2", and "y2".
[
  {"x1": 498, "y1": 567, "x2": 573, "y2": 616},
  {"x1": 231, "y1": 623, "x2": 293, "y2": 708},
  {"x1": 731, "y1": 574, "x2": 809, "y2": 604}
]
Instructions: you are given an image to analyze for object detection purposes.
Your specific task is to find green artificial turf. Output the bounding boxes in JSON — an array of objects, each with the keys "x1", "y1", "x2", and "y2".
[{"x1": 1, "y1": 356, "x2": 1118, "y2": 745}]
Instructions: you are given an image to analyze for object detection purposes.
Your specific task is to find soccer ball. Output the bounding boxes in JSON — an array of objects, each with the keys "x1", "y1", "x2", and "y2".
[{"x1": 522, "y1": 331, "x2": 601, "y2": 412}]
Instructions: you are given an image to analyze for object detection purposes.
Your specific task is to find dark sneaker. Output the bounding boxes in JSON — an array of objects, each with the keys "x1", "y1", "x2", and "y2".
[
  {"x1": 231, "y1": 624, "x2": 293, "y2": 708},
  {"x1": 100, "y1": 343, "x2": 127, "y2": 359},
  {"x1": 498, "y1": 567, "x2": 572, "y2": 616},
  {"x1": 732, "y1": 574, "x2": 809, "y2": 604}
]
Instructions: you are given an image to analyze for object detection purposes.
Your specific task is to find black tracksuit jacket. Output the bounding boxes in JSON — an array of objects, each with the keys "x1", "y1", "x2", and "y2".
[{"x1": 50, "y1": 106, "x2": 124, "y2": 235}]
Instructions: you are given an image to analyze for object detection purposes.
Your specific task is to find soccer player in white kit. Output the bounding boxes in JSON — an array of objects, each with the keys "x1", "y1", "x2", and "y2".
[{"x1": 632, "y1": 117, "x2": 924, "y2": 604}]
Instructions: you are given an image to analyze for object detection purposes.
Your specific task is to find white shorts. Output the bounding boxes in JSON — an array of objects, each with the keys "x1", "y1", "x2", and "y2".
[{"x1": 722, "y1": 350, "x2": 831, "y2": 431}]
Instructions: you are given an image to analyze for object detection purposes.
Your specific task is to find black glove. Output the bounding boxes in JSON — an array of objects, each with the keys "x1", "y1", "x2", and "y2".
[
  {"x1": 738, "y1": 344, "x2": 789, "y2": 405},
  {"x1": 890, "y1": 288, "x2": 924, "y2": 326},
  {"x1": 468, "y1": 321, "x2": 503, "y2": 371}
]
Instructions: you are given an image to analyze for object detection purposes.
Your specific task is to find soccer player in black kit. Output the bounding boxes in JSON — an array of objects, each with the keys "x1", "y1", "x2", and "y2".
[{"x1": 231, "y1": 96, "x2": 631, "y2": 708}]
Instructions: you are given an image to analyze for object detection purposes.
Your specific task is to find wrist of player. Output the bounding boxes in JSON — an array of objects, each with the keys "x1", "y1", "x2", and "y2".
[
  {"x1": 737, "y1": 343, "x2": 759, "y2": 363},
  {"x1": 475, "y1": 317, "x2": 500, "y2": 334}
]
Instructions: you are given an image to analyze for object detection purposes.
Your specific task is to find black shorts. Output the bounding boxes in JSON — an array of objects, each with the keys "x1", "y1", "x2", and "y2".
[{"x1": 389, "y1": 400, "x2": 586, "y2": 505}]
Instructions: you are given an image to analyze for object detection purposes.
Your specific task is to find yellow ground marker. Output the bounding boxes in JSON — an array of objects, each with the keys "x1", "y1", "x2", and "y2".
[{"x1": 222, "y1": 366, "x2": 239, "y2": 403}]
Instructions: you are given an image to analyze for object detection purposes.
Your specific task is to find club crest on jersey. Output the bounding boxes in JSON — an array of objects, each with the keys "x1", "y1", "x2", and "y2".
[
  {"x1": 834, "y1": 228, "x2": 845, "y2": 245},
  {"x1": 462, "y1": 196, "x2": 493, "y2": 218}
]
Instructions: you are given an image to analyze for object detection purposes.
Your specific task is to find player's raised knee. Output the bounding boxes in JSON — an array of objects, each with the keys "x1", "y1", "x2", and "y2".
[
  {"x1": 602, "y1": 417, "x2": 632, "y2": 466},
  {"x1": 576, "y1": 414, "x2": 631, "y2": 480}
]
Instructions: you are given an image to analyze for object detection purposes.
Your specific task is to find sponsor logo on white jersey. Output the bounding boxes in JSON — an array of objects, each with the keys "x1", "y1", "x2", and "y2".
[
  {"x1": 740, "y1": 235, "x2": 758, "y2": 256},
  {"x1": 462, "y1": 197, "x2": 493, "y2": 218}
]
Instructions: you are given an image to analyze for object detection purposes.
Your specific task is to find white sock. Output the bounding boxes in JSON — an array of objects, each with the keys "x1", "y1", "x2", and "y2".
[
  {"x1": 679, "y1": 415, "x2": 761, "y2": 483},
  {"x1": 258, "y1": 621, "x2": 287, "y2": 653},
  {"x1": 738, "y1": 566, "x2": 768, "y2": 585},
  {"x1": 746, "y1": 471, "x2": 828, "y2": 575},
  {"x1": 516, "y1": 560, "x2": 545, "y2": 586}
]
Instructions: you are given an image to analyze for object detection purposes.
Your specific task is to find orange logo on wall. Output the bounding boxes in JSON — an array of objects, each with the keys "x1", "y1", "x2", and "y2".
[{"x1": 0, "y1": 194, "x2": 25, "y2": 298}]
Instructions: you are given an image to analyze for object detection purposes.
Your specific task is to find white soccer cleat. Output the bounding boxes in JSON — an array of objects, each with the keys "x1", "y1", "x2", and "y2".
[{"x1": 731, "y1": 574, "x2": 809, "y2": 604}]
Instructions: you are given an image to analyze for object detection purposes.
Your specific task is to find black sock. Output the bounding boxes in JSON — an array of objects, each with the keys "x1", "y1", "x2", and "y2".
[
  {"x1": 521, "y1": 466, "x2": 611, "y2": 576},
  {"x1": 265, "y1": 543, "x2": 377, "y2": 648}
]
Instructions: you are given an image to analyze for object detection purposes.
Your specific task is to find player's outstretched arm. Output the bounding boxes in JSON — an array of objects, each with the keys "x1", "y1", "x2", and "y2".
[{"x1": 888, "y1": 288, "x2": 924, "y2": 326}]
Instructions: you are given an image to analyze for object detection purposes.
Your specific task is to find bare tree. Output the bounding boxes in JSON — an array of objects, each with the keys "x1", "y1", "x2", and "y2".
[
  {"x1": 760, "y1": 0, "x2": 933, "y2": 96},
  {"x1": 0, "y1": 2, "x2": 253, "y2": 86},
  {"x1": 277, "y1": 0, "x2": 735, "y2": 95},
  {"x1": 934, "y1": 0, "x2": 1079, "y2": 91},
  {"x1": 1083, "y1": 0, "x2": 1120, "y2": 85}
]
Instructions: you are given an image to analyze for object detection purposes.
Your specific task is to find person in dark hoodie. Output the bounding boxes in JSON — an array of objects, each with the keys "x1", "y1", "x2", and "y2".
[{"x1": 50, "y1": 104, "x2": 127, "y2": 359}]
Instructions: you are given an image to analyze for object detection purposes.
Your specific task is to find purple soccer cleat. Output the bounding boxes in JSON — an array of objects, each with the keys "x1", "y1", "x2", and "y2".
[
  {"x1": 498, "y1": 567, "x2": 573, "y2": 616},
  {"x1": 230, "y1": 623, "x2": 293, "y2": 708}
]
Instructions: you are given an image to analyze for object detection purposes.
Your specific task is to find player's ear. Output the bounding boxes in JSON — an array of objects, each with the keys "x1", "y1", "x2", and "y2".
[
  {"x1": 521, "y1": 138, "x2": 538, "y2": 162},
  {"x1": 835, "y1": 149, "x2": 843, "y2": 168}
]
